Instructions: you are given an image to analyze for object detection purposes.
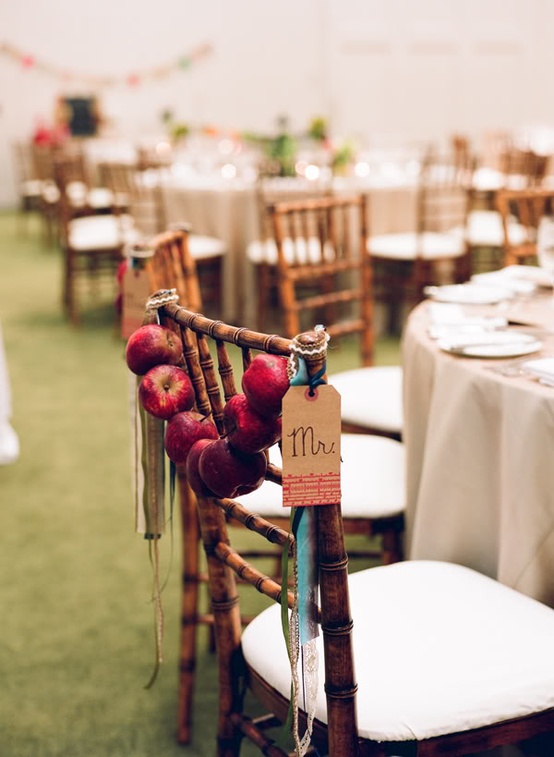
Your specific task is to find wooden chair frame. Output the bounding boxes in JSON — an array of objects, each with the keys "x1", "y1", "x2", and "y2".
[
  {"x1": 368, "y1": 150, "x2": 472, "y2": 333},
  {"x1": 495, "y1": 187, "x2": 554, "y2": 267},
  {"x1": 269, "y1": 194, "x2": 374, "y2": 360},
  {"x1": 148, "y1": 303, "x2": 554, "y2": 756},
  {"x1": 143, "y1": 297, "x2": 403, "y2": 744}
]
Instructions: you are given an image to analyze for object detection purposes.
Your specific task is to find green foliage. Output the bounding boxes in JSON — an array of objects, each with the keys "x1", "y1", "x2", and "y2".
[{"x1": 307, "y1": 116, "x2": 328, "y2": 142}]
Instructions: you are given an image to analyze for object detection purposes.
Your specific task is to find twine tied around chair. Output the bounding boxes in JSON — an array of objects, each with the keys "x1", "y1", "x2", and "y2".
[
  {"x1": 145, "y1": 288, "x2": 180, "y2": 315},
  {"x1": 287, "y1": 323, "x2": 329, "y2": 394}
]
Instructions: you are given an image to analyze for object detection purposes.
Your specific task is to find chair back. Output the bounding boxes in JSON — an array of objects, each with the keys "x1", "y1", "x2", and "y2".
[
  {"x1": 101, "y1": 161, "x2": 167, "y2": 236},
  {"x1": 269, "y1": 194, "x2": 375, "y2": 364},
  {"x1": 149, "y1": 302, "x2": 358, "y2": 756},
  {"x1": 496, "y1": 187, "x2": 554, "y2": 266},
  {"x1": 145, "y1": 228, "x2": 203, "y2": 313},
  {"x1": 499, "y1": 146, "x2": 550, "y2": 188},
  {"x1": 13, "y1": 142, "x2": 40, "y2": 184},
  {"x1": 254, "y1": 171, "x2": 333, "y2": 242},
  {"x1": 416, "y1": 149, "x2": 472, "y2": 236}
]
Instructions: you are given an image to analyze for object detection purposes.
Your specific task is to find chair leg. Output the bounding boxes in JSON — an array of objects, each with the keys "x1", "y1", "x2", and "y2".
[
  {"x1": 177, "y1": 473, "x2": 200, "y2": 744},
  {"x1": 63, "y1": 250, "x2": 80, "y2": 327},
  {"x1": 380, "y1": 519, "x2": 405, "y2": 565}
]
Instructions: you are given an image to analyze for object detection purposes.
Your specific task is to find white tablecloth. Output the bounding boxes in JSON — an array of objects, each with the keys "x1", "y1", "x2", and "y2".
[{"x1": 403, "y1": 299, "x2": 554, "y2": 606}]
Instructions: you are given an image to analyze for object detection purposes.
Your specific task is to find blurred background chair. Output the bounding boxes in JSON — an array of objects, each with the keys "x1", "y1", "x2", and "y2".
[
  {"x1": 144, "y1": 226, "x2": 203, "y2": 314},
  {"x1": 367, "y1": 148, "x2": 472, "y2": 333},
  {"x1": 31, "y1": 143, "x2": 62, "y2": 246},
  {"x1": 246, "y1": 172, "x2": 333, "y2": 331},
  {"x1": 496, "y1": 187, "x2": 554, "y2": 267},
  {"x1": 102, "y1": 161, "x2": 226, "y2": 316},
  {"x1": 52, "y1": 144, "x2": 116, "y2": 221},
  {"x1": 268, "y1": 193, "x2": 403, "y2": 440},
  {"x1": 466, "y1": 141, "x2": 550, "y2": 272},
  {"x1": 54, "y1": 155, "x2": 138, "y2": 325},
  {"x1": 11, "y1": 142, "x2": 43, "y2": 233},
  {"x1": 148, "y1": 299, "x2": 405, "y2": 743}
]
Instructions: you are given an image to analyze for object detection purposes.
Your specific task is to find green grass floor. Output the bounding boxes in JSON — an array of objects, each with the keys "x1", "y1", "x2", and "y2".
[{"x1": 0, "y1": 210, "x2": 401, "y2": 757}]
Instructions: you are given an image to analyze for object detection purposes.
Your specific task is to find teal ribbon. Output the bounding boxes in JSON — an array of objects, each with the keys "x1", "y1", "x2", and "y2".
[{"x1": 289, "y1": 356, "x2": 322, "y2": 645}]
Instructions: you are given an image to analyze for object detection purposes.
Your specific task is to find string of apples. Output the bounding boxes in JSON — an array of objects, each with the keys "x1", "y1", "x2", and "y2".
[{"x1": 125, "y1": 322, "x2": 290, "y2": 503}]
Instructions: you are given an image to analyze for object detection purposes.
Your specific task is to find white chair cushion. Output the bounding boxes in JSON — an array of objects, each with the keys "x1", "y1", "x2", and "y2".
[
  {"x1": 21, "y1": 179, "x2": 44, "y2": 198},
  {"x1": 67, "y1": 214, "x2": 138, "y2": 251},
  {"x1": 368, "y1": 231, "x2": 465, "y2": 261},
  {"x1": 87, "y1": 187, "x2": 115, "y2": 209},
  {"x1": 328, "y1": 365, "x2": 403, "y2": 434},
  {"x1": 242, "y1": 560, "x2": 554, "y2": 743},
  {"x1": 41, "y1": 181, "x2": 60, "y2": 204},
  {"x1": 465, "y1": 210, "x2": 528, "y2": 248},
  {"x1": 188, "y1": 234, "x2": 226, "y2": 260},
  {"x1": 235, "y1": 432, "x2": 405, "y2": 520},
  {"x1": 246, "y1": 237, "x2": 334, "y2": 266},
  {"x1": 67, "y1": 183, "x2": 115, "y2": 211}
]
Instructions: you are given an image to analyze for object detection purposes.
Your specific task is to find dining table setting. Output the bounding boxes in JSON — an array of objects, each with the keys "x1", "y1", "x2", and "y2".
[{"x1": 403, "y1": 263, "x2": 554, "y2": 609}]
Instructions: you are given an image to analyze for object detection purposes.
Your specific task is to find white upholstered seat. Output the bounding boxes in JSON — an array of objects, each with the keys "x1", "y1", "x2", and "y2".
[
  {"x1": 368, "y1": 230, "x2": 466, "y2": 261},
  {"x1": 242, "y1": 559, "x2": 554, "y2": 743},
  {"x1": 67, "y1": 214, "x2": 138, "y2": 251},
  {"x1": 464, "y1": 209, "x2": 527, "y2": 248},
  {"x1": 236, "y1": 432, "x2": 405, "y2": 520},
  {"x1": 328, "y1": 365, "x2": 403, "y2": 436},
  {"x1": 188, "y1": 234, "x2": 226, "y2": 261},
  {"x1": 247, "y1": 236, "x2": 333, "y2": 266}
]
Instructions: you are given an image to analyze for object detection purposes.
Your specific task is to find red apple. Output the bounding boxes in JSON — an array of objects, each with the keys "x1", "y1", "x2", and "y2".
[
  {"x1": 186, "y1": 438, "x2": 217, "y2": 497},
  {"x1": 164, "y1": 410, "x2": 219, "y2": 464},
  {"x1": 125, "y1": 324, "x2": 183, "y2": 375},
  {"x1": 198, "y1": 438, "x2": 267, "y2": 498},
  {"x1": 241, "y1": 354, "x2": 289, "y2": 418},
  {"x1": 138, "y1": 364, "x2": 195, "y2": 420},
  {"x1": 223, "y1": 393, "x2": 282, "y2": 454}
]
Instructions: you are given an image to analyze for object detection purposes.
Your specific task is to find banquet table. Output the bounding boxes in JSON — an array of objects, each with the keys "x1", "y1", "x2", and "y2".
[
  {"x1": 162, "y1": 174, "x2": 418, "y2": 323},
  {"x1": 403, "y1": 293, "x2": 554, "y2": 607}
]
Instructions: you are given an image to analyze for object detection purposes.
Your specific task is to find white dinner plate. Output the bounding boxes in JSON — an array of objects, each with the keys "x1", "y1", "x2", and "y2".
[
  {"x1": 427, "y1": 283, "x2": 512, "y2": 305},
  {"x1": 437, "y1": 331, "x2": 542, "y2": 358}
]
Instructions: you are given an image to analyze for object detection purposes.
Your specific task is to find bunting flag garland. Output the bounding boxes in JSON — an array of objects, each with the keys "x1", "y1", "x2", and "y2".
[{"x1": 0, "y1": 40, "x2": 213, "y2": 89}]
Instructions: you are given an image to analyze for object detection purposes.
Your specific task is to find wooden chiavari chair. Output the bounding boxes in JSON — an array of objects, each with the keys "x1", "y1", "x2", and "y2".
[
  {"x1": 153, "y1": 310, "x2": 554, "y2": 757},
  {"x1": 268, "y1": 193, "x2": 402, "y2": 441}
]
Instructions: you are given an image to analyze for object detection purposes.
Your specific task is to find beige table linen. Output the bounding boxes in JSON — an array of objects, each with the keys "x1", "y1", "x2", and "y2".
[{"x1": 403, "y1": 301, "x2": 554, "y2": 607}]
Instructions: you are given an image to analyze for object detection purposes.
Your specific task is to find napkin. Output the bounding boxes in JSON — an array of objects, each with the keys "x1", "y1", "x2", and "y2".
[
  {"x1": 471, "y1": 268, "x2": 537, "y2": 295},
  {"x1": 427, "y1": 303, "x2": 507, "y2": 339},
  {"x1": 521, "y1": 358, "x2": 554, "y2": 386}
]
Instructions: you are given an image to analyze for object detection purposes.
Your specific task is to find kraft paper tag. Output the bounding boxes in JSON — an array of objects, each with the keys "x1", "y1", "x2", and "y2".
[
  {"x1": 121, "y1": 267, "x2": 152, "y2": 339},
  {"x1": 281, "y1": 384, "x2": 341, "y2": 507}
]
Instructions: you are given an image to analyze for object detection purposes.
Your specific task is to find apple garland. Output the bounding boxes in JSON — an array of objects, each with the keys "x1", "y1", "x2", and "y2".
[
  {"x1": 127, "y1": 294, "x2": 329, "y2": 742},
  {"x1": 125, "y1": 294, "x2": 291, "y2": 687}
]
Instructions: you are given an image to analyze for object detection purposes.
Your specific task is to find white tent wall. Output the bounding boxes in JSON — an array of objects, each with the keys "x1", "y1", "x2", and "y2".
[{"x1": 1, "y1": 0, "x2": 554, "y2": 207}]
